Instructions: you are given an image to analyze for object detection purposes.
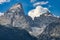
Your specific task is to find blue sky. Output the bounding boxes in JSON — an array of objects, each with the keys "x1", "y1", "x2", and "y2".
[{"x1": 0, "y1": 0, "x2": 60, "y2": 16}]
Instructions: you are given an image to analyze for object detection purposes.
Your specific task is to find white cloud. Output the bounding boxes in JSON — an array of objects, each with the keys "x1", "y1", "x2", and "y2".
[
  {"x1": 28, "y1": 6, "x2": 50, "y2": 20},
  {"x1": 0, "y1": 0, "x2": 10, "y2": 4},
  {"x1": 33, "y1": 1, "x2": 48, "y2": 6},
  {"x1": 30, "y1": 0, "x2": 36, "y2": 3},
  {"x1": 0, "y1": 12, "x2": 4, "y2": 16}
]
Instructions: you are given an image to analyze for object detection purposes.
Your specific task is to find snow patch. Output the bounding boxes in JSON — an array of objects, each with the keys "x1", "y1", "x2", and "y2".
[{"x1": 53, "y1": 14, "x2": 60, "y2": 18}]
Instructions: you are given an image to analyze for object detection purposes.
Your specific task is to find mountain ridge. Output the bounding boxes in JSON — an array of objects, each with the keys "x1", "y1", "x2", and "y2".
[{"x1": 0, "y1": 3, "x2": 60, "y2": 40}]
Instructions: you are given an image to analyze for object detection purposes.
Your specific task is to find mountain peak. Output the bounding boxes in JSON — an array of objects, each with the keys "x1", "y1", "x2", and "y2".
[
  {"x1": 0, "y1": 3, "x2": 26, "y2": 26},
  {"x1": 10, "y1": 3, "x2": 22, "y2": 10},
  {"x1": 4, "y1": 3, "x2": 24, "y2": 17},
  {"x1": 9, "y1": 3, "x2": 24, "y2": 14}
]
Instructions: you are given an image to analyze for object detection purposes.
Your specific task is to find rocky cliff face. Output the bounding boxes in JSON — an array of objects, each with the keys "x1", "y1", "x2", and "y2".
[
  {"x1": 0, "y1": 3, "x2": 60, "y2": 40},
  {"x1": 28, "y1": 13, "x2": 60, "y2": 37},
  {"x1": 0, "y1": 3, "x2": 29, "y2": 29}
]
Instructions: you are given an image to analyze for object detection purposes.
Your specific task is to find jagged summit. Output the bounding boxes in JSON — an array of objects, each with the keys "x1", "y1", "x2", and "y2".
[
  {"x1": 10, "y1": 3, "x2": 24, "y2": 14},
  {"x1": 10, "y1": 3, "x2": 22, "y2": 9},
  {"x1": 0, "y1": 3, "x2": 29, "y2": 28},
  {"x1": 4, "y1": 3, "x2": 24, "y2": 17}
]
